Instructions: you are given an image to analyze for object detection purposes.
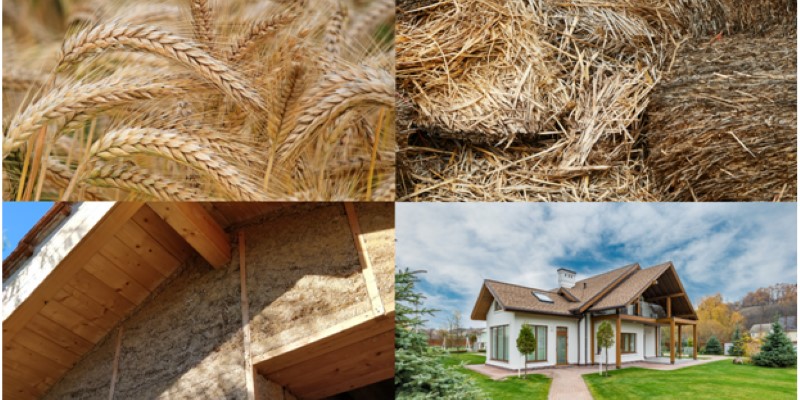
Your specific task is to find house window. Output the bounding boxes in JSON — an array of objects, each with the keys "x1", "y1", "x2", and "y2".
[
  {"x1": 494, "y1": 301, "x2": 501, "y2": 311},
  {"x1": 490, "y1": 325, "x2": 508, "y2": 361},
  {"x1": 621, "y1": 333, "x2": 636, "y2": 353},
  {"x1": 524, "y1": 325, "x2": 547, "y2": 362}
]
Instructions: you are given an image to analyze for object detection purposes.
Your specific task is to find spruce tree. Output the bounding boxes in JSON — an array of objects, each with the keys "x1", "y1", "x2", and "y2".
[
  {"x1": 729, "y1": 327, "x2": 744, "y2": 356},
  {"x1": 395, "y1": 269, "x2": 482, "y2": 399},
  {"x1": 705, "y1": 336, "x2": 723, "y2": 355},
  {"x1": 752, "y1": 321, "x2": 797, "y2": 368}
]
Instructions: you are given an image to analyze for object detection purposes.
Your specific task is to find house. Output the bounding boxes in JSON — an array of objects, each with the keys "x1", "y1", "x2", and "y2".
[
  {"x1": 470, "y1": 263, "x2": 698, "y2": 370},
  {"x1": 3, "y1": 202, "x2": 394, "y2": 400},
  {"x1": 474, "y1": 328, "x2": 488, "y2": 352},
  {"x1": 751, "y1": 316, "x2": 798, "y2": 345}
]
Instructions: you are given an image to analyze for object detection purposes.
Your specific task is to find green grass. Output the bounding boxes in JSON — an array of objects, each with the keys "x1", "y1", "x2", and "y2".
[
  {"x1": 439, "y1": 352, "x2": 551, "y2": 400},
  {"x1": 584, "y1": 360, "x2": 797, "y2": 400}
]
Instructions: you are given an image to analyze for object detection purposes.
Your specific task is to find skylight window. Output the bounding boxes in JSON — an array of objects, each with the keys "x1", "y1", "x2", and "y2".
[{"x1": 533, "y1": 292, "x2": 554, "y2": 303}]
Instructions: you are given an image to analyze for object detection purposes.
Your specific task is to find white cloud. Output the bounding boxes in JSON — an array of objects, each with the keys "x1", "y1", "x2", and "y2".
[{"x1": 396, "y1": 203, "x2": 797, "y2": 329}]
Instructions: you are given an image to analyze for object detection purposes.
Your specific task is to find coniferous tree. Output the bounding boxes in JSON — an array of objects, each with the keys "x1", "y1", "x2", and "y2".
[
  {"x1": 395, "y1": 269, "x2": 482, "y2": 399},
  {"x1": 728, "y1": 326, "x2": 744, "y2": 356},
  {"x1": 752, "y1": 321, "x2": 797, "y2": 368},
  {"x1": 705, "y1": 336, "x2": 723, "y2": 355}
]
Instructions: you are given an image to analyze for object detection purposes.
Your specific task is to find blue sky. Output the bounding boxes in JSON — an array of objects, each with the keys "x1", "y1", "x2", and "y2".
[
  {"x1": 2, "y1": 202, "x2": 54, "y2": 259},
  {"x1": 396, "y1": 203, "x2": 797, "y2": 329}
]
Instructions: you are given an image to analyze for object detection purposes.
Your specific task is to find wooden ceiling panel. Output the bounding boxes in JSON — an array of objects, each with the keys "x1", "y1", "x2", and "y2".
[
  {"x1": 13, "y1": 330, "x2": 81, "y2": 370},
  {"x1": 66, "y1": 269, "x2": 137, "y2": 319},
  {"x1": 82, "y1": 254, "x2": 151, "y2": 305},
  {"x1": 255, "y1": 311, "x2": 395, "y2": 400},
  {"x1": 99, "y1": 237, "x2": 167, "y2": 290}
]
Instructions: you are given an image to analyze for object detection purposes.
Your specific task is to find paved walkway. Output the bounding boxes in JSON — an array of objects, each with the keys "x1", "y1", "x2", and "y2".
[{"x1": 466, "y1": 356, "x2": 729, "y2": 400}]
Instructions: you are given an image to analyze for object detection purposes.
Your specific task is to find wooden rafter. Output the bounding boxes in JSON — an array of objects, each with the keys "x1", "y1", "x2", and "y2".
[
  {"x1": 343, "y1": 203, "x2": 385, "y2": 316},
  {"x1": 149, "y1": 203, "x2": 231, "y2": 269}
]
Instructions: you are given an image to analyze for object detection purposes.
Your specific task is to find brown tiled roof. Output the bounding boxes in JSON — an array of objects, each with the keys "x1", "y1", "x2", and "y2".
[
  {"x1": 472, "y1": 262, "x2": 695, "y2": 320},
  {"x1": 485, "y1": 280, "x2": 575, "y2": 316},
  {"x1": 560, "y1": 263, "x2": 640, "y2": 312},
  {"x1": 589, "y1": 263, "x2": 672, "y2": 311}
]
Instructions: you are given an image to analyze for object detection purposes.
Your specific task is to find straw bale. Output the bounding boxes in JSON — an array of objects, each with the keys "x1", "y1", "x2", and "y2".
[
  {"x1": 645, "y1": 34, "x2": 797, "y2": 201},
  {"x1": 397, "y1": 0, "x2": 678, "y2": 145}
]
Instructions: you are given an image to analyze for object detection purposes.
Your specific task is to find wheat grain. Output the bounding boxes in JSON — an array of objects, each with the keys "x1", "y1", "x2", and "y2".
[
  {"x1": 228, "y1": 9, "x2": 299, "y2": 62},
  {"x1": 191, "y1": 0, "x2": 215, "y2": 49}
]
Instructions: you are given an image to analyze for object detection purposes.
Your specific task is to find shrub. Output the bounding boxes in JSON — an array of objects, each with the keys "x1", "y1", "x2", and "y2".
[
  {"x1": 752, "y1": 321, "x2": 797, "y2": 368},
  {"x1": 705, "y1": 336, "x2": 723, "y2": 355}
]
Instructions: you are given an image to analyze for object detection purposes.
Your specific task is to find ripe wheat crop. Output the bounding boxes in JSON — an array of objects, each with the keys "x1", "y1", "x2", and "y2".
[{"x1": 3, "y1": 0, "x2": 395, "y2": 201}]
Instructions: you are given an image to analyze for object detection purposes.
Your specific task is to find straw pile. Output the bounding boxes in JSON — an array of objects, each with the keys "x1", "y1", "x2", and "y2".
[
  {"x1": 645, "y1": 34, "x2": 797, "y2": 201},
  {"x1": 397, "y1": 0, "x2": 796, "y2": 201}
]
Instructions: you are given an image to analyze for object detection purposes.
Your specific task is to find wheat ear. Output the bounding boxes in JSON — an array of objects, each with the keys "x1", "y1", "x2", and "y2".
[
  {"x1": 85, "y1": 162, "x2": 217, "y2": 201},
  {"x1": 324, "y1": 2, "x2": 347, "y2": 67},
  {"x1": 228, "y1": 9, "x2": 299, "y2": 62},
  {"x1": 3, "y1": 77, "x2": 186, "y2": 157},
  {"x1": 59, "y1": 23, "x2": 265, "y2": 111},
  {"x1": 190, "y1": 0, "x2": 215, "y2": 50},
  {"x1": 277, "y1": 66, "x2": 393, "y2": 161},
  {"x1": 88, "y1": 127, "x2": 263, "y2": 200}
]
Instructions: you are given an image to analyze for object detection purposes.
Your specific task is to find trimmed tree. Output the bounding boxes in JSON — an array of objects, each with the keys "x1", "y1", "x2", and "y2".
[
  {"x1": 596, "y1": 321, "x2": 615, "y2": 377},
  {"x1": 516, "y1": 325, "x2": 537, "y2": 379},
  {"x1": 728, "y1": 326, "x2": 744, "y2": 356},
  {"x1": 705, "y1": 336, "x2": 723, "y2": 355},
  {"x1": 752, "y1": 321, "x2": 797, "y2": 368}
]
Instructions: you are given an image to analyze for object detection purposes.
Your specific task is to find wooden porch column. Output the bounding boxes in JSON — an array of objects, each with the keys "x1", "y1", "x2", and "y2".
[
  {"x1": 591, "y1": 317, "x2": 595, "y2": 365},
  {"x1": 693, "y1": 324, "x2": 698, "y2": 360},
  {"x1": 677, "y1": 325, "x2": 682, "y2": 359},
  {"x1": 666, "y1": 297, "x2": 672, "y2": 318},
  {"x1": 615, "y1": 314, "x2": 622, "y2": 369},
  {"x1": 669, "y1": 318, "x2": 676, "y2": 365}
]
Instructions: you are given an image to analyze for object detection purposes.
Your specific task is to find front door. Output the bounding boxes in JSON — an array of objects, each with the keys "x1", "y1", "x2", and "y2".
[{"x1": 556, "y1": 327, "x2": 568, "y2": 365}]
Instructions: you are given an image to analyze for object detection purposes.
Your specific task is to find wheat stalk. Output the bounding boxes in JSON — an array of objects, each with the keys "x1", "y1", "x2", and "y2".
[
  {"x1": 59, "y1": 22, "x2": 265, "y2": 110},
  {"x1": 88, "y1": 127, "x2": 263, "y2": 200}
]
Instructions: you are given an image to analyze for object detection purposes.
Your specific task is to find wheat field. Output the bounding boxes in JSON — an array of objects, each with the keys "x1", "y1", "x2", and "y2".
[{"x1": 3, "y1": 0, "x2": 395, "y2": 201}]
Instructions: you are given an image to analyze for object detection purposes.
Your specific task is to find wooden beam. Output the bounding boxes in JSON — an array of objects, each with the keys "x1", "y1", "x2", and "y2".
[
  {"x1": 615, "y1": 314, "x2": 621, "y2": 369},
  {"x1": 647, "y1": 293, "x2": 684, "y2": 302},
  {"x1": 693, "y1": 325, "x2": 698, "y2": 360},
  {"x1": 670, "y1": 318, "x2": 676, "y2": 365},
  {"x1": 343, "y1": 203, "x2": 384, "y2": 316},
  {"x1": 678, "y1": 325, "x2": 682, "y2": 358},
  {"x1": 239, "y1": 231, "x2": 255, "y2": 400},
  {"x1": 108, "y1": 326, "x2": 123, "y2": 400},
  {"x1": 657, "y1": 317, "x2": 697, "y2": 325},
  {"x1": 655, "y1": 324, "x2": 659, "y2": 357},
  {"x1": 3, "y1": 202, "x2": 143, "y2": 347},
  {"x1": 149, "y1": 203, "x2": 231, "y2": 269}
]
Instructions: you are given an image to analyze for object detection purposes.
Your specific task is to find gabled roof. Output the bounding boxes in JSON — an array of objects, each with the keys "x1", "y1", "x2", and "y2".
[{"x1": 471, "y1": 262, "x2": 697, "y2": 321}]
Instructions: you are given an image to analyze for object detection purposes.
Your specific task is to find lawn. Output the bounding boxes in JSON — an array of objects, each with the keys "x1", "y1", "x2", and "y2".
[
  {"x1": 584, "y1": 360, "x2": 797, "y2": 400},
  {"x1": 440, "y1": 352, "x2": 551, "y2": 400}
]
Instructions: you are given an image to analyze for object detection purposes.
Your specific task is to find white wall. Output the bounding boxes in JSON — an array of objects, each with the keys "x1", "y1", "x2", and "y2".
[
  {"x1": 485, "y1": 301, "x2": 515, "y2": 368},
  {"x1": 592, "y1": 320, "x2": 647, "y2": 366},
  {"x1": 484, "y1": 305, "x2": 581, "y2": 369}
]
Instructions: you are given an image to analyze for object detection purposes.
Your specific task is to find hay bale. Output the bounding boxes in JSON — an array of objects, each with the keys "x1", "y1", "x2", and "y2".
[
  {"x1": 396, "y1": 0, "x2": 679, "y2": 145},
  {"x1": 645, "y1": 34, "x2": 796, "y2": 201}
]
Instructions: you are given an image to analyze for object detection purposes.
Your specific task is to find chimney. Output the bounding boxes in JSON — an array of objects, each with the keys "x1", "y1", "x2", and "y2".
[{"x1": 557, "y1": 268, "x2": 576, "y2": 288}]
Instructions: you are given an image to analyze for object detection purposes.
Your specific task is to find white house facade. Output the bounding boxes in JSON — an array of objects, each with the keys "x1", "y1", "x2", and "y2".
[{"x1": 472, "y1": 262, "x2": 697, "y2": 370}]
